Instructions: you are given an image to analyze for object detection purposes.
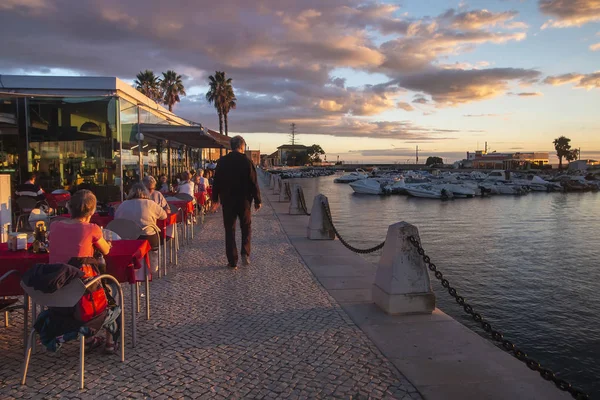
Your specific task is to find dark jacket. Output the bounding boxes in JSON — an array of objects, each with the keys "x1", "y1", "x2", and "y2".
[
  {"x1": 22, "y1": 263, "x2": 83, "y2": 293},
  {"x1": 211, "y1": 152, "x2": 261, "y2": 207}
]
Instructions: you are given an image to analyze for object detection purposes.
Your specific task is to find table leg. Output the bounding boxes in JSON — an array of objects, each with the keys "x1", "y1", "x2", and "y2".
[
  {"x1": 23, "y1": 294, "x2": 29, "y2": 350},
  {"x1": 175, "y1": 225, "x2": 179, "y2": 266},
  {"x1": 163, "y1": 239, "x2": 167, "y2": 276},
  {"x1": 136, "y1": 282, "x2": 140, "y2": 314},
  {"x1": 144, "y1": 264, "x2": 150, "y2": 321},
  {"x1": 130, "y1": 284, "x2": 137, "y2": 348},
  {"x1": 3, "y1": 296, "x2": 8, "y2": 327},
  {"x1": 31, "y1": 301, "x2": 37, "y2": 353}
]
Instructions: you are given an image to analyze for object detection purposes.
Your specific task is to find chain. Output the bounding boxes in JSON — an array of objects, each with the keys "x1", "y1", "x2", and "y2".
[
  {"x1": 297, "y1": 187, "x2": 311, "y2": 216},
  {"x1": 285, "y1": 181, "x2": 292, "y2": 201},
  {"x1": 321, "y1": 201, "x2": 385, "y2": 254},
  {"x1": 407, "y1": 236, "x2": 589, "y2": 400}
]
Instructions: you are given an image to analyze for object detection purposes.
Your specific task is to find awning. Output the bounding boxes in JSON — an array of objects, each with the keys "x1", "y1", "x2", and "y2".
[
  {"x1": 139, "y1": 124, "x2": 230, "y2": 149},
  {"x1": 206, "y1": 129, "x2": 232, "y2": 149}
]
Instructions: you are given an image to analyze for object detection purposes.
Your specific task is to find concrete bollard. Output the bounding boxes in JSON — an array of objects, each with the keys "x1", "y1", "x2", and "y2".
[
  {"x1": 279, "y1": 181, "x2": 291, "y2": 202},
  {"x1": 372, "y1": 222, "x2": 436, "y2": 315},
  {"x1": 273, "y1": 176, "x2": 282, "y2": 195},
  {"x1": 307, "y1": 194, "x2": 335, "y2": 240},
  {"x1": 289, "y1": 184, "x2": 305, "y2": 215},
  {"x1": 269, "y1": 174, "x2": 275, "y2": 189}
]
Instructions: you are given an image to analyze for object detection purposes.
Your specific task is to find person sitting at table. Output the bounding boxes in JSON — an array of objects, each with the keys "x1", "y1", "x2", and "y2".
[
  {"x1": 114, "y1": 183, "x2": 167, "y2": 272},
  {"x1": 194, "y1": 169, "x2": 210, "y2": 194},
  {"x1": 16, "y1": 172, "x2": 46, "y2": 202},
  {"x1": 48, "y1": 189, "x2": 114, "y2": 352},
  {"x1": 143, "y1": 176, "x2": 169, "y2": 211},
  {"x1": 177, "y1": 171, "x2": 195, "y2": 198},
  {"x1": 158, "y1": 174, "x2": 170, "y2": 194}
]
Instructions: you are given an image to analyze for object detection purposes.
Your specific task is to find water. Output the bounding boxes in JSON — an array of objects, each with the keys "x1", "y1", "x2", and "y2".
[{"x1": 292, "y1": 176, "x2": 600, "y2": 397}]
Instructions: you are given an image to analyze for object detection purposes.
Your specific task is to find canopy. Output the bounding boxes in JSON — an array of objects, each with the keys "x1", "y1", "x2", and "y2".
[{"x1": 140, "y1": 124, "x2": 230, "y2": 149}]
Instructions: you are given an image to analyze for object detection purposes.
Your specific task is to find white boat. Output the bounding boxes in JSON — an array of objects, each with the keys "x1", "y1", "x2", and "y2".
[
  {"x1": 440, "y1": 184, "x2": 478, "y2": 198},
  {"x1": 406, "y1": 185, "x2": 454, "y2": 199},
  {"x1": 334, "y1": 169, "x2": 369, "y2": 183},
  {"x1": 480, "y1": 182, "x2": 527, "y2": 195},
  {"x1": 349, "y1": 178, "x2": 384, "y2": 195}
]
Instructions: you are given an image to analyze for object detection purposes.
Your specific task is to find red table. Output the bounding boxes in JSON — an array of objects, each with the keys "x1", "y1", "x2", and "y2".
[
  {"x1": 59, "y1": 213, "x2": 114, "y2": 228},
  {"x1": 44, "y1": 192, "x2": 71, "y2": 210},
  {"x1": 194, "y1": 192, "x2": 207, "y2": 206},
  {"x1": 157, "y1": 213, "x2": 178, "y2": 239},
  {"x1": 168, "y1": 200, "x2": 194, "y2": 215},
  {"x1": 0, "y1": 240, "x2": 151, "y2": 296}
]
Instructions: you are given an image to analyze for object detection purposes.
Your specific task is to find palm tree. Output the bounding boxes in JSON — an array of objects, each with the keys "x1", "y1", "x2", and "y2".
[
  {"x1": 205, "y1": 71, "x2": 236, "y2": 136},
  {"x1": 134, "y1": 70, "x2": 161, "y2": 102},
  {"x1": 222, "y1": 85, "x2": 237, "y2": 136},
  {"x1": 160, "y1": 70, "x2": 186, "y2": 112},
  {"x1": 553, "y1": 136, "x2": 572, "y2": 170}
]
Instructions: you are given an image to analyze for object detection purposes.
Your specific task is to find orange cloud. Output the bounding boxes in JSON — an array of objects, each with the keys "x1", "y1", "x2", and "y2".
[
  {"x1": 590, "y1": 43, "x2": 600, "y2": 51},
  {"x1": 543, "y1": 72, "x2": 600, "y2": 89},
  {"x1": 540, "y1": 0, "x2": 600, "y2": 28}
]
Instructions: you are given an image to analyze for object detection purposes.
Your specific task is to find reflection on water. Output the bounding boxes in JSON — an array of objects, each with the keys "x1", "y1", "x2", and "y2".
[{"x1": 292, "y1": 176, "x2": 600, "y2": 397}]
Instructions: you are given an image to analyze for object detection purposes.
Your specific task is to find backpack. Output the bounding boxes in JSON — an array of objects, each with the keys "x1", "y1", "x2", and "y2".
[{"x1": 67, "y1": 257, "x2": 108, "y2": 322}]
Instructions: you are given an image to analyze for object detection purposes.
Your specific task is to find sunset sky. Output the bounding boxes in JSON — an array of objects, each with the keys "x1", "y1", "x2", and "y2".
[{"x1": 1, "y1": 0, "x2": 599, "y2": 163}]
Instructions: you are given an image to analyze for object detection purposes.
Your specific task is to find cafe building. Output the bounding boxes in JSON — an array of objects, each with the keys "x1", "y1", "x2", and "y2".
[{"x1": 0, "y1": 75, "x2": 229, "y2": 203}]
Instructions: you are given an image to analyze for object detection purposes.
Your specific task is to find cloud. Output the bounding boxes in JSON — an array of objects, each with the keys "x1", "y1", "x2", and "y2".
[
  {"x1": 512, "y1": 91, "x2": 544, "y2": 96},
  {"x1": 540, "y1": 0, "x2": 600, "y2": 28},
  {"x1": 543, "y1": 72, "x2": 600, "y2": 89},
  {"x1": 463, "y1": 113, "x2": 502, "y2": 117},
  {"x1": 397, "y1": 68, "x2": 541, "y2": 106},
  {"x1": 412, "y1": 95, "x2": 429, "y2": 104},
  {"x1": 396, "y1": 102, "x2": 415, "y2": 111},
  {"x1": 441, "y1": 9, "x2": 524, "y2": 30},
  {"x1": 590, "y1": 42, "x2": 600, "y2": 51}
]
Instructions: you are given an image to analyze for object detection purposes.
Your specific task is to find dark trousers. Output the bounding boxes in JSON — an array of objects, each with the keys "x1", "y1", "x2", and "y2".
[{"x1": 222, "y1": 203, "x2": 252, "y2": 266}]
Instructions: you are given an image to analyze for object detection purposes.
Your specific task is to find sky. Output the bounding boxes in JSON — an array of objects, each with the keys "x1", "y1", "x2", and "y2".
[{"x1": 1, "y1": 0, "x2": 599, "y2": 163}]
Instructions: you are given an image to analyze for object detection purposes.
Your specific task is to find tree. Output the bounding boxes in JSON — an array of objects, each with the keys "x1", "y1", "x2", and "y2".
[
  {"x1": 134, "y1": 70, "x2": 161, "y2": 102},
  {"x1": 205, "y1": 71, "x2": 236, "y2": 136},
  {"x1": 566, "y1": 148, "x2": 580, "y2": 163},
  {"x1": 160, "y1": 70, "x2": 186, "y2": 111},
  {"x1": 553, "y1": 136, "x2": 572, "y2": 170},
  {"x1": 307, "y1": 144, "x2": 325, "y2": 164},
  {"x1": 426, "y1": 156, "x2": 443, "y2": 166}
]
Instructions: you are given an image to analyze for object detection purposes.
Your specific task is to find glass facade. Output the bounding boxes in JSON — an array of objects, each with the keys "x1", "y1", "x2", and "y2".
[{"x1": 0, "y1": 89, "x2": 226, "y2": 204}]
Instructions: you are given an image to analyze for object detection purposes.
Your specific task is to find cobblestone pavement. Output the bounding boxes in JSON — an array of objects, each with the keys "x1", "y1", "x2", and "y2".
[{"x1": 0, "y1": 196, "x2": 421, "y2": 399}]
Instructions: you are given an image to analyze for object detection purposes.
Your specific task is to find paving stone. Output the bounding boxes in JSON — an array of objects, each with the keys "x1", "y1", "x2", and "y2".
[{"x1": 0, "y1": 191, "x2": 419, "y2": 399}]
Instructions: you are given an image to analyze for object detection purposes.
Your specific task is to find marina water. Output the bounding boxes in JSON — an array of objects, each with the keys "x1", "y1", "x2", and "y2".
[{"x1": 291, "y1": 176, "x2": 600, "y2": 397}]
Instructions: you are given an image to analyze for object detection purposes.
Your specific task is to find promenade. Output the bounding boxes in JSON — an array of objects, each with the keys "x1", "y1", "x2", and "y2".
[{"x1": 0, "y1": 191, "x2": 419, "y2": 398}]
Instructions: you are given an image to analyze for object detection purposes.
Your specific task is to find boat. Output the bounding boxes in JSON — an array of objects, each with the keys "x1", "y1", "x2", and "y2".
[
  {"x1": 349, "y1": 178, "x2": 385, "y2": 195},
  {"x1": 334, "y1": 169, "x2": 369, "y2": 183},
  {"x1": 440, "y1": 183, "x2": 478, "y2": 198},
  {"x1": 479, "y1": 182, "x2": 527, "y2": 195},
  {"x1": 406, "y1": 185, "x2": 454, "y2": 199}
]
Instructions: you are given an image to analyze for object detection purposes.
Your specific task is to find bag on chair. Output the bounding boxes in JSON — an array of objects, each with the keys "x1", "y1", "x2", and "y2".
[{"x1": 67, "y1": 257, "x2": 108, "y2": 322}]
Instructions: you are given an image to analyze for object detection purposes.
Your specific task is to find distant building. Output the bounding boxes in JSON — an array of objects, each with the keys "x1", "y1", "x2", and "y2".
[
  {"x1": 467, "y1": 150, "x2": 549, "y2": 169},
  {"x1": 569, "y1": 159, "x2": 599, "y2": 171},
  {"x1": 277, "y1": 144, "x2": 309, "y2": 165},
  {"x1": 245, "y1": 150, "x2": 260, "y2": 166}
]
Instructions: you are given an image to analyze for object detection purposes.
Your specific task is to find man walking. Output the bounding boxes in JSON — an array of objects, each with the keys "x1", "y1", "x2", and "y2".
[{"x1": 211, "y1": 136, "x2": 261, "y2": 268}]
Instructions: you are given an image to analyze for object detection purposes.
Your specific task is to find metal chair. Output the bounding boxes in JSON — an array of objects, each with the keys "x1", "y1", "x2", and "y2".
[
  {"x1": 106, "y1": 219, "x2": 143, "y2": 240},
  {"x1": 1, "y1": 270, "x2": 29, "y2": 346},
  {"x1": 14, "y1": 197, "x2": 38, "y2": 232},
  {"x1": 20, "y1": 274, "x2": 125, "y2": 389}
]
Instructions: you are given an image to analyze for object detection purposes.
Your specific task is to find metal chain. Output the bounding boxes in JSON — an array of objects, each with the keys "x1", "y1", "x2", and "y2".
[
  {"x1": 321, "y1": 201, "x2": 385, "y2": 254},
  {"x1": 285, "y1": 181, "x2": 292, "y2": 201},
  {"x1": 407, "y1": 236, "x2": 589, "y2": 400},
  {"x1": 297, "y1": 187, "x2": 311, "y2": 216}
]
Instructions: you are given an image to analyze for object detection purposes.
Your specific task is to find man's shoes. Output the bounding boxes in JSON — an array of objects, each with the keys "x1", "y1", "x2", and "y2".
[
  {"x1": 241, "y1": 255, "x2": 250, "y2": 266},
  {"x1": 228, "y1": 264, "x2": 238, "y2": 269}
]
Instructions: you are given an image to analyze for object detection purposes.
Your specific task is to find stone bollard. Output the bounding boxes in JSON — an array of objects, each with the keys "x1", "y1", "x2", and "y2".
[
  {"x1": 307, "y1": 194, "x2": 335, "y2": 240},
  {"x1": 279, "y1": 181, "x2": 291, "y2": 202},
  {"x1": 289, "y1": 184, "x2": 305, "y2": 215},
  {"x1": 372, "y1": 222, "x2": 435, "y2": 315},
  {"x1": 269, "y1": 174, "x2": 275, "y2": 189},
  {"x1": 273, "y1": 176, "x2": 282, "y2": 195}
]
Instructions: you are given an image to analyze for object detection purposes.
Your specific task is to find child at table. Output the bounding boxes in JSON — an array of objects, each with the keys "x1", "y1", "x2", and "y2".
[{"x1": 48, "y1": 189, "x2": 115, "y2": 353}]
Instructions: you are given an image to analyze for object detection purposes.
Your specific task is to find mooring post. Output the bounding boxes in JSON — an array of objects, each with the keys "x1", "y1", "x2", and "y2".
[
  {"x1": 289, "y1": 184, "x2": 304, "y2": 215},
  {"x1": 372, "y1": 222, "x2": 435, "y2": 315},
  {"x1": 269, "y1": 174, "x2": 275, "y2": 189},
  {"x1": 273, "y1": 175, "x2": 282, "y2": 195},
  {"x1": 307, "y1": 194, "x2": 335, "y2": 240},
  {"x1": 279, "y1": 181, "x2": 291, "y2": 202}
]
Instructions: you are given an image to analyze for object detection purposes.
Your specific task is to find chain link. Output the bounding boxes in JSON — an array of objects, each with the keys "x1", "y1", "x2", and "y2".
[
  {"x1": 407, "y1": 235, "x2": 589, "y2": 400},
  {"x1": 321, "y1": 201, "x2": 385, "y2": 254},
  {"x1": 297, "y1": 187, "x2": 311, "y2": 216},
  {"x1": 285, "y1": 181, "x2": 292, "y2": 201}
]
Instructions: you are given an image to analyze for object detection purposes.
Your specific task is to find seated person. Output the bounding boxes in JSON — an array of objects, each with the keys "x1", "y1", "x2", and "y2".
[
  {"x1": 114, "y1": 183, "x2": 167, "y2": 271},
  {"x1": 194, "y1": 169, "x2": 210, "y2": 193},
  {"x1": 16, "y1": 172, "x2": 46, "y2": 202},
  {"x1": 177, "y1": 171, "x2": 195, "y2": 198},
  {"x1": 143, "y1": 176, "x2": 169, "y2": 211},
  {"x1": 48, "y1": 189, "x2": 114, "y2": 352},
  {"x1": 158, "y1": 174, "x2": 170, "y2": 194}
]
